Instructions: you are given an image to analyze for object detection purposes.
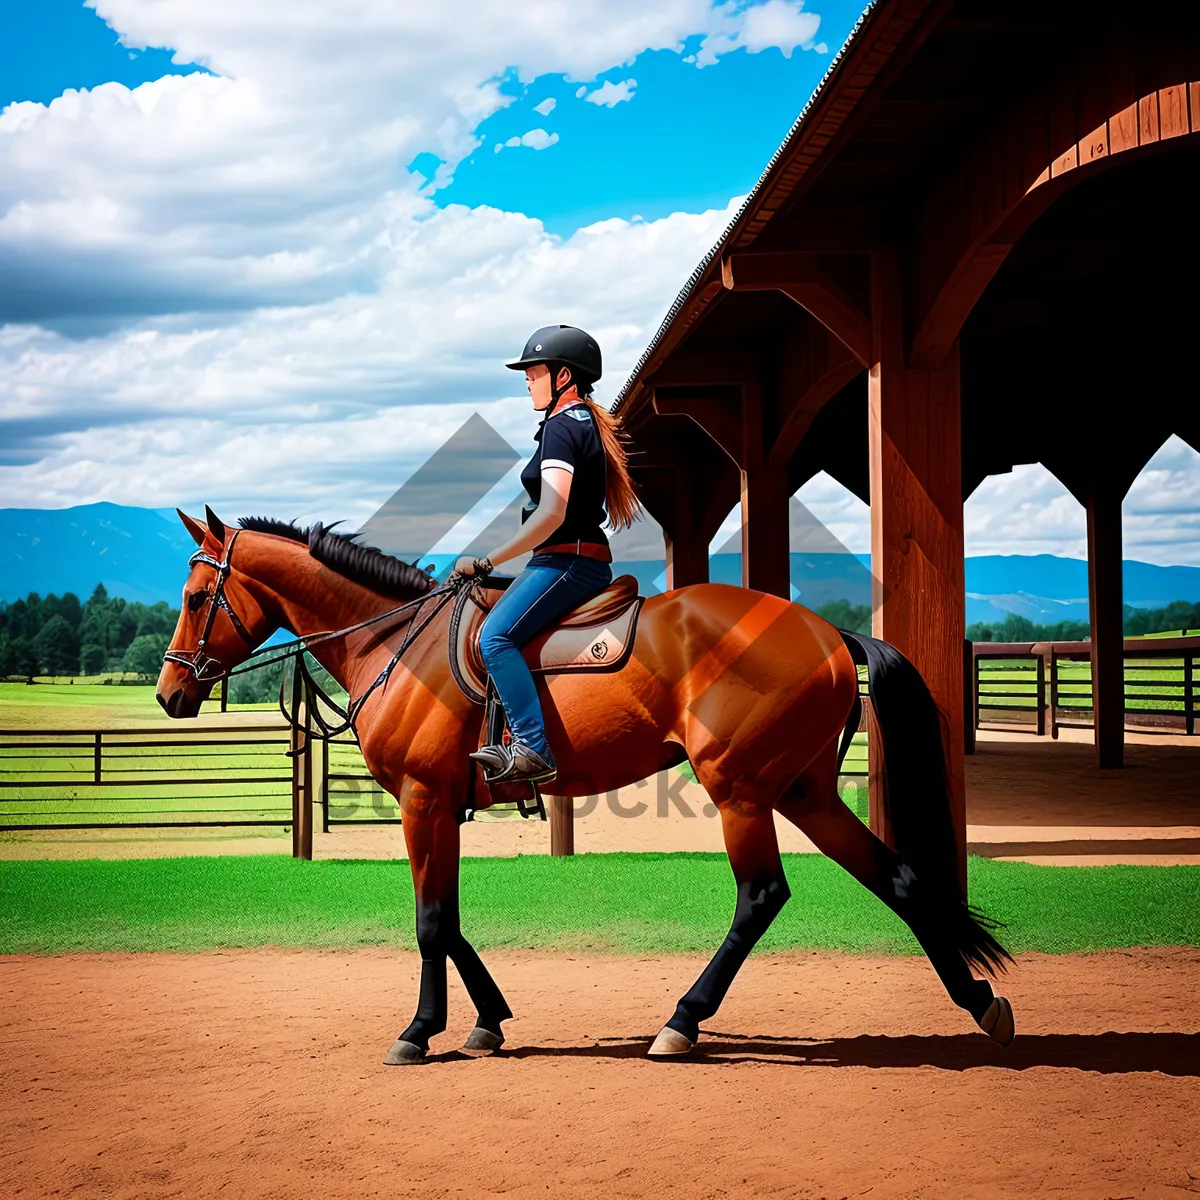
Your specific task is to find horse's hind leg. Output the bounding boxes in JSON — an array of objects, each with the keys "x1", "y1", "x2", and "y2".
[
  {"x1": 649, "y1": 803, "x2": 790, "y2": 1057},
  {"x1": 775, "y1": 742, "x2": 1004, "y2": 1035}
]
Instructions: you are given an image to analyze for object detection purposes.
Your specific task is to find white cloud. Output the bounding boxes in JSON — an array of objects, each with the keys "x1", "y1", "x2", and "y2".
[
  {"x1": 2, "y1": 1, "x2": 1196, "y2": 564},
  {"x1": 696, "y1": 0, "x2": 822, "y2": 67},
  {"x1": 533, "y1": 97, "x2": 556, "y2": 116},
  {"x1": 495, "y1": 128, "x2": 559, "y2": 153},
  {"x1": 585, "y1": 79, "x2": 637, "y2": 107},
  {"x1": 0, "y1": 198, "x2": 740, "y2": 523}
]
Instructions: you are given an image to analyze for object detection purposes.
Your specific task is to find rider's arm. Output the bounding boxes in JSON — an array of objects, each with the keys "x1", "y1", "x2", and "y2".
[{"x1": 484, "y1": 466, "x2": 571, "y2": 567}]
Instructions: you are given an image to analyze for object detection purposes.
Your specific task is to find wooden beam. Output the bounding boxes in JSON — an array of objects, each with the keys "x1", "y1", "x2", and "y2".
[
  {"x1": 770, "y1": 356, "x2": 863, "y2": 470},
  {"x1": 869, "y1": 251, "x2": 966, "y2": 890},
  {"x1": 648, "y1": 351, "x2": 758, "y2": 389},
  {"x1": 722, "y1": 252, "x2": 871, "y2": 367},
  {"x1": 651, "y1": 389, "x2": 743, "y2": 468}
]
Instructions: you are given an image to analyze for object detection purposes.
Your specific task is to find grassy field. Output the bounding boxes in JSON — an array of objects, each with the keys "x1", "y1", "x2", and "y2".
[
  {"x1": 1, "y1": 853, "x2": 1196, "y2": 956},
  {"x1": 0, "y1": 678, "x2": 273, "y2": 729}
]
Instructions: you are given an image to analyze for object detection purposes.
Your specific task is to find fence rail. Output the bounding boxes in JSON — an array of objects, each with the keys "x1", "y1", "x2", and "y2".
[
  {"x1": 972, "y1": 635, "x2": 1198, "y2": 738},
  {"x1": 0, "y1": 724, "x2": 298, "y2": 833}
]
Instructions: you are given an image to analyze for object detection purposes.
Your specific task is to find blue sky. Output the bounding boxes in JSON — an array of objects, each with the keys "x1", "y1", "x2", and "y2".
[
  {"x1": 2, "y1": 0, "x2": 864, "y2": 237},
  {"x1": 0, "y1": 0, "x2": 1196, "y2": 565}
]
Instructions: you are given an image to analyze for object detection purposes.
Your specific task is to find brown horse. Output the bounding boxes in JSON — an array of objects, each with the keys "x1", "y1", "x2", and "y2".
[{"x1": 157, "y1": 508, "x2": 1014, "y2": 1064}]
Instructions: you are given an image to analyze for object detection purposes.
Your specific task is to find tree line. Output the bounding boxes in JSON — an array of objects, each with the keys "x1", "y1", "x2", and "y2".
[
  {"x1": 966, "y1": 599, "x2": 1198, "y2": 643},
  {"x1": 1, "y1": 585, "x2": 1196, "y2": 682},
  {"x1": 0, "y1": 584, "x2": 178, "y2": 680}
]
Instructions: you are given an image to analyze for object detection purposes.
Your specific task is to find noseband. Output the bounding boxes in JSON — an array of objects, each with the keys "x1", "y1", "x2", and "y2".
[{"x1": 162, "y1": 529, "x2": 257, "y2": 683}]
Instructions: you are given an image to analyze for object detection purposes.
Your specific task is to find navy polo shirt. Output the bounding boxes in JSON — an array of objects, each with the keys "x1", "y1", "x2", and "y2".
[{"x1": 519, "y1": 402, "x2": 609, "y2": 551}]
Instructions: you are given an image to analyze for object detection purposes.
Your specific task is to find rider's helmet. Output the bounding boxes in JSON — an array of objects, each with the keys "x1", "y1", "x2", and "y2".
[{"x1": 506, "y1": 325, "x2": 602, "y2": 399}]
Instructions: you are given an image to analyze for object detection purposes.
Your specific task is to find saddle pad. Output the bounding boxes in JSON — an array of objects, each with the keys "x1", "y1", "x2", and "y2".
[{"x1": 454, "y1": 575, "x2": 644, "y2": 700}]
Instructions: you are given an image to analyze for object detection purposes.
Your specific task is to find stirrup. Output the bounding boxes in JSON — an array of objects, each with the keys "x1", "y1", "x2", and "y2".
[{"x1": 488, "y1": 740, "x2": 557, "y2": 785}]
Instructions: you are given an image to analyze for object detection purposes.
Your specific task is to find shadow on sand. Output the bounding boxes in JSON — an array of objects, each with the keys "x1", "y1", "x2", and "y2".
[{"x1": 464, "y1": 1030, "x2": 1200, "y2": 1076}]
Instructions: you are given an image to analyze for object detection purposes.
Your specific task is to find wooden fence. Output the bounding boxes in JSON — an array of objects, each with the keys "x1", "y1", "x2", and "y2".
[
  {"x1": 971, "y1": 635, "x2": 1198, "y2": 740},
  {"x1": 4, "y1": 641, "x2": 1192, "y2": 856},
  {"x1": 0, "y1": 724, "x2": 296, "y2": 830}
]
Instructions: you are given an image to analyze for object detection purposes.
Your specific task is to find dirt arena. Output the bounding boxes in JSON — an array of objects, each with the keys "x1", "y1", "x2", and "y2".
[{"x1": 4, "y1": 946, "x2": 1198, "y2": 1199}]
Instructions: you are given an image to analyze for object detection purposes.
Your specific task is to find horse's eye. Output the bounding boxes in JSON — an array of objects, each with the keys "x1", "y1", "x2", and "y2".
[{"x1": 188, "y1": 590, "x2": 209, "y2": 612}]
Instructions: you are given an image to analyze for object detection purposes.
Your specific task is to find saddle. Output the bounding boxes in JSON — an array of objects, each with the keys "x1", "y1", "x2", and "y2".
[
  {"x1": 449, "y1": 573, "x2": 645, "y2": 820},
  {"x1": 450, "y1": 573, "x2": 644, "y2": 707}
]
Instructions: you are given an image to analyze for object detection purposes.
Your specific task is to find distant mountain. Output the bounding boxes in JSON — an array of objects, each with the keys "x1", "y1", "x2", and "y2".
[
  {"x1": 0, "y1": 503, "x2": 196, "y2": 605},
  {"x1": 963, "y1": 555, "x2": 1200, "y2": 625},
  {"x1": 3, "y1": 505, "x2": 1199, "y2": 621}
]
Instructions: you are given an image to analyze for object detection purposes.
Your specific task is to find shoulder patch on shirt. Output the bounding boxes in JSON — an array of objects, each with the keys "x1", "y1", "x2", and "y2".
[{"x1": 564, "y1": 406, "x2": 591, "y2": 422}]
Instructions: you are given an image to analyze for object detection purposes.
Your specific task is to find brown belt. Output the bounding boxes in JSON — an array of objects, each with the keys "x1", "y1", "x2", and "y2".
[{"x1": 535, "y1": 540, "x2": 613, "y2": 562}]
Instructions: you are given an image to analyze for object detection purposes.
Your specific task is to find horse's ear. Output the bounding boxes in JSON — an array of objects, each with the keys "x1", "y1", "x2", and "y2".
[
  {"x1": 177, "y1": 509, "x2": 208, "y2": 547},
  {"x1": 204, "y1": 505, "x2": 227, "y2": 543}
]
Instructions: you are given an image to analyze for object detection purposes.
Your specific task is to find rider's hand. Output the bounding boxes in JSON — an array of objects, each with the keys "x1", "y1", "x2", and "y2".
[{"x1": 452, "y1": 555, "x2": 476, "y2": 577}]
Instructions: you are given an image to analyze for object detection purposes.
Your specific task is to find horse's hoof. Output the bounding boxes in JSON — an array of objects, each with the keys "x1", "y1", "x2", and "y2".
[
  {"x1": 647, "y1": 1026, "x2": 695, "y2": 1058},
  {"x1": 462, "y1": 1026, "x2": 504, "y2": 1057},
  {"x1": 978, "y1": 996, "x2": 1015, "y2": 1046},
  {"x1": 383, "y1": 1037, "x2": 426, "y2": 1065}
]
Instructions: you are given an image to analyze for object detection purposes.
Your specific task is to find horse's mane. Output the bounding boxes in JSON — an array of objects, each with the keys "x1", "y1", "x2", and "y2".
[{"x1": 236, "y1": 516, "x2": 437, "y2": 600}]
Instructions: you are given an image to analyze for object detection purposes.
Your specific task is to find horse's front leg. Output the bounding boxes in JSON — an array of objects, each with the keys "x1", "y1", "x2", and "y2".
[{"x1": 384, "y1": 789, "x2": 511, "y2": 1065}]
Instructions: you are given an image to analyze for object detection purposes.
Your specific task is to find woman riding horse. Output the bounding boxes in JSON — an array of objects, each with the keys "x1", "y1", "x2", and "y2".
[{"x1": 454, "y1": 325, "x2": 642, "y2": 786}]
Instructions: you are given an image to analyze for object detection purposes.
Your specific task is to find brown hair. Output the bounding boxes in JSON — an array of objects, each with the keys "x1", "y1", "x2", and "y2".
[{"x1": 581, "y1": 397, "x2": 643, "y2": 531}]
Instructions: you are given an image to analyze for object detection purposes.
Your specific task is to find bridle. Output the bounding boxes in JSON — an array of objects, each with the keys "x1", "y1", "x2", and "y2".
[
  {"x1": 163, "y1": 529, "x2": 257, "y2": 683},
  {"x1": 161, "y1": 527, "x2": 462, "y2": 735}
]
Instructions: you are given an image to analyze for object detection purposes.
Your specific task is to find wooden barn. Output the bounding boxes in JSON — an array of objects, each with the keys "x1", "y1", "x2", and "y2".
[{"x1": 613, "y1": 1, "x2": 1200, "y2": 867}]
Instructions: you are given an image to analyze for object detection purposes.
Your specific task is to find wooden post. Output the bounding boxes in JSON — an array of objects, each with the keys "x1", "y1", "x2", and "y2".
[
  {"x1": 664, "y1": 478, "x2": 710, "y2": 589},
  {"x1": 868, "y1": 251, "x2": 967, "y2": 889},
  {"x1": 963, "y1": 640, "x2": 975, "y2": 755},
  {"x1": 1185, "y1": 651, "x2": 1195, "y2": 737},
  {"x1": 548, "y1": 795, "x2": 574, "y2": 856},
  {"x1": 1035, "y1": 654, "x2": 1046, "y2": 736},
  {"x1": 291, "y1": 695, "x2": 314, "y2": 860},
  {"x1": 740, "y1": 379, "x2": 791, "y2": 598},
  {"x1": 1085, "y1": 487, "x2": 1125, "y2": 768},
  {"x1": 1052, "y1": 649, "x2": 1063, "y2": 739}
]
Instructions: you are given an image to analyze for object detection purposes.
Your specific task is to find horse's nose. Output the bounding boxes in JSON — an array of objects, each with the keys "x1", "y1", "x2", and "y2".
[{"x1": 157, "y1": 688, "x2": 184, "y2": 718}]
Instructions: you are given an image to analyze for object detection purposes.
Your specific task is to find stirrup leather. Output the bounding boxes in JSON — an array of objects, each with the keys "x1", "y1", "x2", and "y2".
[{"x1": 471, "y1": 678, "x2": 547, "y2": 818}]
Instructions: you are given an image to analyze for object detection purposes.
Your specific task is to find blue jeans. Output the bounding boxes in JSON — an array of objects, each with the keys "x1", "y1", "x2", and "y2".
[{"x1": 478, "y1": 553, "x2": 613, "y2": 758}]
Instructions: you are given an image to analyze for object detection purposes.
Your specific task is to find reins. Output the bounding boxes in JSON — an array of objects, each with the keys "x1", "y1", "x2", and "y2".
[{"x1": 165, "y1": 530, "x2": 466, "y2": 748}]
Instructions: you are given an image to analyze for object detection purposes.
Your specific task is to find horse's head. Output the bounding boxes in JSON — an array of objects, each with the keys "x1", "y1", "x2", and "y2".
[{"x1": 156, "y1": 506, "x2": 272, "y2": 718}]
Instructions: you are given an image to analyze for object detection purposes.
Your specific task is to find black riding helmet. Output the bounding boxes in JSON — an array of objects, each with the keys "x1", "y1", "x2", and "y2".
[{"x1": 507, "y1": 325, "x2": 602, "y2": 404}]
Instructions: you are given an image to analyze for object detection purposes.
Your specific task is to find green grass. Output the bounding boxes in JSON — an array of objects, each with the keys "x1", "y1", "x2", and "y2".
[
  {"x1": 1, "y1": 853, "x2": 1195, "y2": 956},
  {"x1": 0, "y1": 679, "x2": 273, "y2": 729}
]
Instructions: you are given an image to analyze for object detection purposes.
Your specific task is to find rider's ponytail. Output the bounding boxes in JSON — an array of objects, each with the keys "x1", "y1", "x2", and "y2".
[
  {"x1": 558, "y1": 366, "x2": 642, "y2": 532},
  {"x1": 582, "y1": 394, "x2": 642, "y2": 532}
]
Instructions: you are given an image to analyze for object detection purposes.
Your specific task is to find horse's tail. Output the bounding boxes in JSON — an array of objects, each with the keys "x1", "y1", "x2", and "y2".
[{"x1": 838, "y1": 630, "x2": 1012, "y2": 977}]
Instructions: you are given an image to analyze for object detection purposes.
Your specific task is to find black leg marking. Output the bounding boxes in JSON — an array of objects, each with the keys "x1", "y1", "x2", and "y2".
[
  {"x1": 448, "y1": 936, "x2": 512, "y2": 1036},
  {"x1": 864, "y1": 842, "x2": 994, "y2": 1022},
  {"x1": 398, "y1": 898, "x2": 513, "y2": 1050},
  {"x1": 666, "y1": 871, "x2": 791, "y2": 1043}
]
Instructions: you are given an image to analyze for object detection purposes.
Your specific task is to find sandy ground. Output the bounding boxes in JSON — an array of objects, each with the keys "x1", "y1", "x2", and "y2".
[
  {"x1": 4, "y1": 727, "x2": 1197, "y2": 866},
  {"x1": 2, "y1": 946, "x2": 1198, "y2": 1199}
]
